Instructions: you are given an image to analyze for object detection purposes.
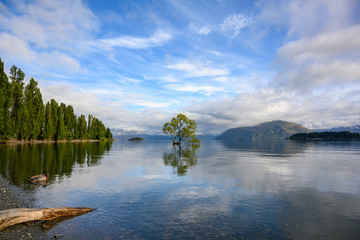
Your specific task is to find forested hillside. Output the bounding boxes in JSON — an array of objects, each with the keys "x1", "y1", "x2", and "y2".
[
  {"x1": 290, "y1": 131, "x2": 360, "y2": 140},
  {"x1": 0, "y1": 58, "x2": 112, "y2": 141}
]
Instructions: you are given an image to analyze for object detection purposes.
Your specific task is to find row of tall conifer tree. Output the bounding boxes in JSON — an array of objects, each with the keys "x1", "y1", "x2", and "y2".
[{"x1": 0, "y1": 58, "x2": 112, "y2": 141}]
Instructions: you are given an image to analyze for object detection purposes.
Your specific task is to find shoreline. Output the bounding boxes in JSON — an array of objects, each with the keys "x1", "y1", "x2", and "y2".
[
  {"x1": 0, "y1": 176, "x2": 45, "y2": 239},
  {"x1": 1, "y1": 139, "x2": 115, "y2": 145}
]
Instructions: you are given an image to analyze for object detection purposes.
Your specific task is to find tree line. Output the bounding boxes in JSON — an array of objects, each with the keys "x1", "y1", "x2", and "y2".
[
  {"x1": 290, "y1": 131, "x2": 360, "y2": 140},
  {"x1": 0, "y1": 58, "x2": 112, "y2": 141}
]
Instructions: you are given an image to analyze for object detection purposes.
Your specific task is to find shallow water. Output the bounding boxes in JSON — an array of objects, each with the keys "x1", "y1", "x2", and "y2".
[{"x1": 1, "y1": 140, "x2": 360, "y2": 239}]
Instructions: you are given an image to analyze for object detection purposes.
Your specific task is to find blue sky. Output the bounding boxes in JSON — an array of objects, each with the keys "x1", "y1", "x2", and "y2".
[{"x1": 0, "y1": 0, "x2": 360, "y2": 134}]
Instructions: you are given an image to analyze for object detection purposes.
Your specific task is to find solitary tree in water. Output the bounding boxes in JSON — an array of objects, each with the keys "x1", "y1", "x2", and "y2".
[{"x1": 162, "y1": 113, "x2": 200, "y2": 146}]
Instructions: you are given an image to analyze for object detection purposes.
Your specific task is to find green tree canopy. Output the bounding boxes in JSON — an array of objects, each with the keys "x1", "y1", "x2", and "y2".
[
  {"x1": 23, "y1": 78, "x2": 44, "y2": 140},
  {"x1": 77, "y1": 114, "x2": 87, "y2": 140},
  {"x1": 162, "y1": 113, "x2": 200, "y2": 145},
  {"x1": 105, "y1": 127, "x2": 113, "y2": 139},
  {"x1": 9, "y1": 65, "x2": 25, "y2": 84},
  {"x1": 9, "y1": 65, "x2": 26, "y2": 139},
  {"x1": 0, "y1": 58, "x2": 113, "y2": 142},
  {"x1": 0, "y1": 58, "x2": 11, "y2": 140}
]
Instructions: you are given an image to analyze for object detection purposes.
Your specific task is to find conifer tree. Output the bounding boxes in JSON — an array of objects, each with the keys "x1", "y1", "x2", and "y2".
[
  {"x1": 0, "y1": 59, "x2": 113, "y2": 142},
  {"x1": 77, "y1": 114, "x2": 87, "y2": 139},
  {"x1": 44, "y1": 102, "x2": 52, "y2": 140},
  {"x1": 24, "y1": 78, "x2": 44, "y2": 140},
  {"x1": 88, "y1": 114, "x2": 94, "y2": 139},
  {"x1": 105, "y1": 127, "x2": 112, "y2": 139},
  {"x1": 57, "y1": 104, "x2": 65, "y2": 140},
  {"x1": 64, "y1": 105, "x2": 76, "y2": 140},
  {"x1": 18, "y1": 106, "x2": 29, "y2": 140},
  {"x1": 9, "y1": 65, "x2": 25, "y2": 139},
  {"x1": 0, "y1": 58, "x2": 11, "y2": 140},
  {"x1": 96, "y1": 119, "x2": 106, "y2": 139},
  {"x1": 44, "y1": 99, "x2": 59, "y2": 140},
  {"x1": 50, "y1": 99, "x2": 59, "y2": 140}
]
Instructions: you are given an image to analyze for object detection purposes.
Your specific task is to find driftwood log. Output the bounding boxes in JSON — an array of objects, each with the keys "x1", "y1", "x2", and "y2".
[{"x1": 0, "y1": 207, "x2": 94, "y2": 231}]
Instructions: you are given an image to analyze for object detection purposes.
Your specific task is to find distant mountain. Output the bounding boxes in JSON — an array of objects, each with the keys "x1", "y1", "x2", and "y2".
[
  {"x1": 216, "y1": 120, "x2": 312, "y2": 140},
  {"x1": 315, "y1": 125, "x2": 360, "y2": 133}
]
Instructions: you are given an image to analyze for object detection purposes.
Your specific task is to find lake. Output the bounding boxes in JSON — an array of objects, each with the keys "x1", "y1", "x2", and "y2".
[{"x1": 1, "y1": 140, "x2": 360, "y2": 239}]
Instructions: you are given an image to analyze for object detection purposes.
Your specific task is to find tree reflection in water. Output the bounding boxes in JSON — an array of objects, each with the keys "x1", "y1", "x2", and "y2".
[
  {"x1": 0, "y1": 141, "x2": 112, "y2": 188},
  {"x1": 163, "y1": 145, "x2": 199, "y2": 176}
]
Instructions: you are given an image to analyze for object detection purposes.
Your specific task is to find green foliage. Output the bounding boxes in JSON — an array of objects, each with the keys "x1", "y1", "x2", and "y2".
[
  {"x1": 0, "y1": 59, "x2": 113, "y2": 142},
  {"x1": 162, "y1": 113, "x2": 200, "y2": 145},
  {"x1": 0, "y1": 58, "x2": 11, "y2": 140},
  {"x1": 128, "y1": 137, "x2": 144, "y2": 141},
  {"x1": 23, "y1": 78, "x2": 44, "y2": 140},
  {"x1": 105, "y1": 128, "x2": 112, "y2": 139},
  {"x1": 18, "y1": 106, "x2": 29, "y2": 140},
  {"x1": 44, "y1": 99, "x2": 59, "y2": 140},
  {"x1": 64, "y1": 105, "x2": 77, "y2": 139},
  {"x1": 44, "y1": 102, "x2": 52, "y2": 139},
  {"x1": 57, "y1": 104, "x2": 66, "y2": 140},
  {"x1": 87, "y1": 114, "x2": 107, "y2": 140},
  {"x1": 9, "y1": 65, "x2": 25, "y2": 139},
  {"x1": 9, "y1": 65, "x2": 25, "y2": 83},
  {"x1": 77, "y1": 115, "x2": 87, "y2": 140}
]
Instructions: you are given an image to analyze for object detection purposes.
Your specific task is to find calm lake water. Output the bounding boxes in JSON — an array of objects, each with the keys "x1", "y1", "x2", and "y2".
[{"x1": 1, "y1": 140, "x2": 360, "y2": 239}]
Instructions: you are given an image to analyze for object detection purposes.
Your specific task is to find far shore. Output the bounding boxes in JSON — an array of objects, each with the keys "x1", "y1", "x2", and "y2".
[{"x1": 0, "y1": 139, "x2": 115, "y2": 145}]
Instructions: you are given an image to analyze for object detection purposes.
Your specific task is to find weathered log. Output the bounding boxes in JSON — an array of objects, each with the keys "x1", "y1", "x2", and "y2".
[{"x1": 0, "y1": 207, "x2": 94, "y2": 231}]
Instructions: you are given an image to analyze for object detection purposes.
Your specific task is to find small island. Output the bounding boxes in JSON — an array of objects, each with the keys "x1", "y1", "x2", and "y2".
[
  {"x1": 128, "y1": 137, "x2": 144, "y2": 141},
  {"x1": 290, "y1": 131, "x2": 360, "y2": 140}
]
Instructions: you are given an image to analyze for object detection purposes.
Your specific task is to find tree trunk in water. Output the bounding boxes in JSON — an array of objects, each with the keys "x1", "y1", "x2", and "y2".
[{"x1": 0, "y1": 207, "x2": 94, "y2": 231}]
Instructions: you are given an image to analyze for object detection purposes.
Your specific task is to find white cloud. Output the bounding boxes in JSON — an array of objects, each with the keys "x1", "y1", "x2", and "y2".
[
  {"x1": 284, "y1": 0, "x2": 356, "y2": 38},
  {"x1": 277, "y1": 24, "x2": 360, "y2": 63},
  {"x1": 39, "y1": 51, "x2": 81, "y2": 73},
  {"x1": 133, "y1": 101, "x2": 172, "y2": 108},
  {"x1": 116, "y1": 75, "x2": 144, "y2": 86},
  {"x1": 189, "y1": 23, "x2": 212, "y2": 35},
  {"x1": 188, "y1": 87, "x2": 360, "y2": 133},
  {"x1": 274, "y1": 24, "x2": 360, "y2": 91},
  {"x1": 1, "y1": 0, "x2": 359, "y2": 135},
  {"x1": 0, "y1": 33, "x2": 36, "y2": 62},
  {"x1": 212, "y1": 76, "x2": 228, "y2": 83},
  {"x1": 1, "y1": 0, "x2": 98, "y2": 51},
  {"x1": 0, "y1": 0, "x2": 97, "y2": 73},
  {"x1": 166, "y1": 84, "x2": 225, "y2": 96},
  {"x1": 220, "y1": 13, "x2": 252, "y2": 37},
  {"x1": 158, "y1": 74, "x2": 179, "y2": 83},
  {"x1": 166, "y1": 60, "x2": 229, "y2": 78},
  {"x1": 0, "y1": 32, "x2": 81, "y2": 73},
  {"x1": 255, "y1": 0, "x2": 358, "y2": 39},
  {"x1": 40, "y1": 81, "x2": 144, "y2": 130},
  {"x1": 98, "y1": 30, "x2": 172, "y2": 50}
]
